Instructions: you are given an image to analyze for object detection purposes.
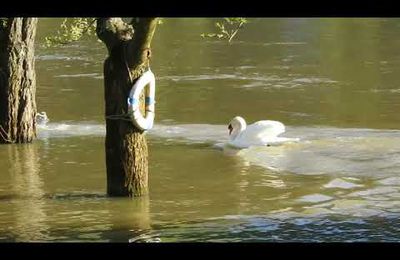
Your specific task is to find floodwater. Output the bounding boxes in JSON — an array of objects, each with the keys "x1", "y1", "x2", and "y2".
[{"x1": 1, "y1": 18, "x2": 400, "y2": 242}]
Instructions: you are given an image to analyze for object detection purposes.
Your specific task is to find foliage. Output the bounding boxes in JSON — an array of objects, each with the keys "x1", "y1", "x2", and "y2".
[
  {"x1": 44, "y1": 18, "x2": 163, "y2": 48},
  {"x1": 201, "y1": 18, "x2": 249, "y2": 43},
  {"x1": 44, "y1": 18, "x2": 96, "y2": 47},
  {"x1": 0, "y1": 18, "x2": 7, "y2": 29},
  {"x1": 44, "y1": 18, "x2": 246, "y2": 47}
]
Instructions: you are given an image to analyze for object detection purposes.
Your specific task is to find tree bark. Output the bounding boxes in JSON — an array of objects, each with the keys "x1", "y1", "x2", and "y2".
[
  {"x1": 0, "y1": 18, "x2": 37, "y2": 144},
  {"x1": 97, "y1": 18, "x2": 158, "y2": 197}
]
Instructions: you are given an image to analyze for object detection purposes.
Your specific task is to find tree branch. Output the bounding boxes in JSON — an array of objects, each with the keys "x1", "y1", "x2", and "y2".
[
  {"x1": 228, "y1": 21, "x2": 244, "y2": 43},
  {"x1": 96, "y1": 18, "x2": 134, "y2": 54},
  {"x1": 125, "y1": 18, "x2": 158, "y2": 78}
]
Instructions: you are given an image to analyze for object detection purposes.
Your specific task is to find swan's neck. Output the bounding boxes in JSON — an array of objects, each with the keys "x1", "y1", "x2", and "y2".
[{"x1": 230, "y1": 120, "x2": 246, "y2": 141}]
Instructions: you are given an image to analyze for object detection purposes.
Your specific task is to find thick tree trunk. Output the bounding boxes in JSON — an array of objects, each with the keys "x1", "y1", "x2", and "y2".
[
  {"x1": 0, "y1": 18, "x2": 37, "y2": 144},
  {"x1": 97, "y1": 18, "x2": 157, "y2": 197}
]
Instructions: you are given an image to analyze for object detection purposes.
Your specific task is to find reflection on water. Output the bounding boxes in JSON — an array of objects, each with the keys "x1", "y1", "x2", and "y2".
[{"x1": 7, "y1": 144, "x2": 48, "y2": 241}]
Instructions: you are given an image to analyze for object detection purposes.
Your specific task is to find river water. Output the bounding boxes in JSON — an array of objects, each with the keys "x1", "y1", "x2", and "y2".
[{"x1": 1, "y1": 18, "x2": 400, "y2": 242}]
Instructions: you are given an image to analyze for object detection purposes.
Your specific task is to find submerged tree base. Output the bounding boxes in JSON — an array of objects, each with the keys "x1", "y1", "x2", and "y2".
[
  {"x1": 97, "y1": 18, "x2": 158, "y2": 197},
  {"x1": 0, "y1": 18, "x2": 38, "y2": 144}
]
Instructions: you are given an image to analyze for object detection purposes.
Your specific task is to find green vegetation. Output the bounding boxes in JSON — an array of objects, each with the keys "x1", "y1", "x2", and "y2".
[
  {"x1": 44, "y1": 18, "x2": 248, "y2": 47},
  {"x1": 44, "y1": 18, "x2": 164, "y2": 48},
  {"x1": 201, "y1": 18, "x2": 249, "y2": 43},
  {"x1": 0, "y1": 18, "x2": 7, "y2": 28},
  {"x1": 44, "y1": 18, "x2": 96, "y2": 47}
]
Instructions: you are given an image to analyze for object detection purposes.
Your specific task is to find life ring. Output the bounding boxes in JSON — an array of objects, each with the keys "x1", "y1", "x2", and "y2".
[{"x1": 127, "y1": 69, "x2": 156, "y2": 131}]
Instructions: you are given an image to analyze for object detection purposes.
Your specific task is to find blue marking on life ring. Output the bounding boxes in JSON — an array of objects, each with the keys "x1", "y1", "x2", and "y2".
[
  {"x1": 145, "y1": 97, "x2": 154, "y2": 105},
  {"x1": 127, "y1": 69, "x2": 156, "y2": 131},
  {"x1": 127, "y1": 97, "x2": 137, "y2": 106}
]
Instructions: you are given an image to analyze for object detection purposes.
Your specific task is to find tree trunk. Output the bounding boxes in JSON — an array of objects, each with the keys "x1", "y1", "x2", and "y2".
[
  {"x1": 96, "y1": 18, "x2": 158, "y2": 197},
  {"x1": 0, "y1": 18, "x2": 37, "y2": 144}
]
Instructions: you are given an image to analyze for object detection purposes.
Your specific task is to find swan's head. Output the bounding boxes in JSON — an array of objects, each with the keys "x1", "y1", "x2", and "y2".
[
  {"x1": 36, "y1": 111, "x2": 49, "y2": 125},
  {"x1": 38, "y1": 111, "x2": 47, "y2": 117},
  {"x1": 228, "y1": 116, "x2": 247, "y2": 140}
]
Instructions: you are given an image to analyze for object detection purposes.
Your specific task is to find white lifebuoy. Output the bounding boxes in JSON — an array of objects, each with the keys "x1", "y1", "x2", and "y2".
[{"x1": 127, "y1": 70, "x2": 156, "y2": 131}]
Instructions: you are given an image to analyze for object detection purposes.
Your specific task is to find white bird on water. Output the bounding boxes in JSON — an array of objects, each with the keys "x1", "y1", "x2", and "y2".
[
  {"x1": 36, "y1": 111, "x2": 49, "y2": 126},
  {"x1": 227, "y1": 116, "x2": 299, "y2": 149}
]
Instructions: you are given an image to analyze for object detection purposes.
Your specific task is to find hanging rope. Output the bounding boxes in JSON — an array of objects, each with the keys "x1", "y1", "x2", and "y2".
[
  {"x1": 105, "y1": 44, "x2": 155, "y2": 130},
  {"x1": 123, "y1": 43, "x2": 134, "y2": 85},
  {"x1": 105, "y1": 44, "x2": 135, "y2": 121}
]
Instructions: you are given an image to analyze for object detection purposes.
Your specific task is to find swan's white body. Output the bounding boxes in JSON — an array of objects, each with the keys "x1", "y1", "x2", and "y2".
[
  {"x1": 36, "y1": 112, "x2": 49, "y2": 126},
  {"x1": 227, "y1": 116, "x2": 298, "y2": 148}
]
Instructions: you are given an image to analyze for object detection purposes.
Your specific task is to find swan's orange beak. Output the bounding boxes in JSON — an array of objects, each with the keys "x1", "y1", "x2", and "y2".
[{"x1": 228, "y1": 124, "x2": 233, "y2": 135}]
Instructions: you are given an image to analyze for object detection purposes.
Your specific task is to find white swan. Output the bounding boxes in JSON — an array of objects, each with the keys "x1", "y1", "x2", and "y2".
[
  {"x1": 227, "y1": 116, "x2": 298, "y2": 148},
  {"x1": 36, "y1": 111, "x2": 49, "y2": 126}
]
